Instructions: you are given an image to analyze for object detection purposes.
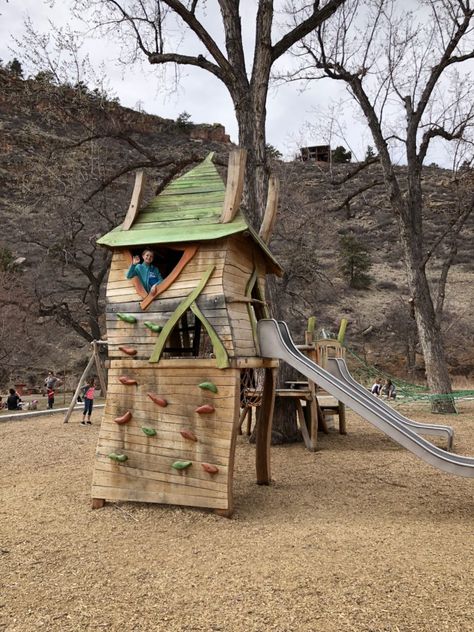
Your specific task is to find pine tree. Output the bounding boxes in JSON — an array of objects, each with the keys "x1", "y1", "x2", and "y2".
[{"x1": 339, "y1": 235, "x2": 372, "y2": 289}]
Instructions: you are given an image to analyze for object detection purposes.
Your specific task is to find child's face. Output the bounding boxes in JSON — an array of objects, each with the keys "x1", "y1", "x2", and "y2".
[{"x1": 143, "y1": 251, "x2": 154, "y2": 264}]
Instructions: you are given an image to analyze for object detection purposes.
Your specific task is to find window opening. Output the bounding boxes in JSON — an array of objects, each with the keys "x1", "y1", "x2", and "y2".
[
  {"x1": 162, "y1": 309, "x2": 211, "y2": 359},
  {"x1": 129, "y1": 246, "x2": 183, "y2": 285}
]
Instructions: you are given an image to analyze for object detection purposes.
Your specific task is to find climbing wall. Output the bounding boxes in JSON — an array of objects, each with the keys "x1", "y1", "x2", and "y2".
[{"x1": 91, "y1": 360, "x2": 240, "y2": 512}]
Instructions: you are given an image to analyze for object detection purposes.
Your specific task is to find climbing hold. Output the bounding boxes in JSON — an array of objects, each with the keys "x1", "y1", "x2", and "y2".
[
  {"x1": 119, "y1": 376, "x2": 138, "y2": 385},
  {"x1": 180, "y1": 429, "x2": 198, "y2": 442},
  {"x1": 172, "y1": 460, "x2": 192, "y2": 470},
  {"x1": 202, "y1": 463, "x2": 219, "y2": 474},
  {"x1": 118, "y1": 346, "x2": 137, "y2": 356},
  {"x1": 141, "y1": 427, "x2": 157, "y2": 437},
  {"x1": 195, "y1": 404, "x2": 215, "y2": 414},
  {"x1": 116, "y1": 312, "x2": 137, "y2": 324},
  {"x1": 147, "y1": 393, "x2": 168, "y2": 407},
  {"x1": 198, "y1": 381, "x2": 218, "y2": 393},
  {"x1": 144, "y1": 321, "x2": 163, "y2": 333},
  {"x1": 114, "y1": 410, "x2": 132, "y2": 425},
  {"x1": 108, "y1": 453, "x2": 128, "y2": 463}
]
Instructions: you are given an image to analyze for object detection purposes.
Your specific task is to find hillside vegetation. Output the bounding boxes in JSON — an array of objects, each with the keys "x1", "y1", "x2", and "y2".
[{"x1": 1, "y1": 69, "x2": 473, "y2": 388}]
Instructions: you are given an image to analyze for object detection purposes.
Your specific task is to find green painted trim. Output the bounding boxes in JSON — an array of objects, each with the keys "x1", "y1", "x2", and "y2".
[
  {"x1": 337, "y1": 318, "x2": 348, "y2": 344},
  {"x1": 307, "y1": 316, "x2": 317, "y2": 334},
  {"x1": 149, "y1": 265, "x2": 215, "y2": 363},
  {"x1": 97, "y1": 218, "x2": 248, "y2": 248},
  {"x1": 190, "y1": 302, "x2": 229, "y2": 369}
]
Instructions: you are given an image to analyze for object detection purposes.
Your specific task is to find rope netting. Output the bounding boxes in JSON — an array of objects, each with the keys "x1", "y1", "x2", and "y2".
[{"x1": 345, "y1": 346, "x2": 474, "y2": 403}]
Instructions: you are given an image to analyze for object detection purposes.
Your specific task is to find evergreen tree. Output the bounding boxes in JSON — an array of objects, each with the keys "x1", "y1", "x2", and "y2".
[
  {"x1": 6, "y1": 58, "x2": 23, "y2": 78},
  {"x1": 339, "y1": 235, "x2": 372, "y2": 289},
  {"x1": 331, "y1": 145, "x2": 351, "y2": 163},
  {"x1": 365, "y1": 145, "x2": 376, "y2": 159}
]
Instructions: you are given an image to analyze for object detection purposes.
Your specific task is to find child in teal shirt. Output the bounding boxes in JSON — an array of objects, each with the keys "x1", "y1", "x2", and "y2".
[{"x1": 126, "y1": 248, "x2": 163, "y2": 293}]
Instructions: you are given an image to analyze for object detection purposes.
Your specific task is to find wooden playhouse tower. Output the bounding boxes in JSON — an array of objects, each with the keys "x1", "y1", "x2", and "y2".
[{"x1": 91, "y1": 151, "x2": 282, "y2": 516}]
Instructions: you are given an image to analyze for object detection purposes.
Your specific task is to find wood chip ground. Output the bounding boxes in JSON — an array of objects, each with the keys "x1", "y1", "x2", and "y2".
[{"x1": 1, "y1": 400, "x2": 473, "y2": 631}]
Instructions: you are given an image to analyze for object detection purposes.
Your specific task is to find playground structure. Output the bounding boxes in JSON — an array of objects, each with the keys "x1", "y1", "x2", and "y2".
[
  {"x1": 239, "y1": 317, "x2": 348, "y2": 449},
  {"x1": 91, "y1": 150, "x2": 282, "y2": 515},
  {"x1": 91, "y1": 150, "x2": 474, "y2": 517}
]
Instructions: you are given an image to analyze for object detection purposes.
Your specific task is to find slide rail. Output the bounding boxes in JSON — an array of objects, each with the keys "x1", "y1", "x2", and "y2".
[
  {"x1": 257, "y1": 319, "x2": 474, "y2": 478},
  {"x1": 326, "y1": 357, "x2": 454, "y2": 451}
]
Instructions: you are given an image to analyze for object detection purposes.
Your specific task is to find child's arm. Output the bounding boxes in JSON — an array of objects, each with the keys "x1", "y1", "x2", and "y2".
[{"x1": 126, "y1": 256, "x2": 141, "y2": 279}]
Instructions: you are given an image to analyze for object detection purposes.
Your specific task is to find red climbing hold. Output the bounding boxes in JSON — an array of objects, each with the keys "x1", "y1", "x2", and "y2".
[
  {"x1": 147, "y1": 393, "x2": 168, "y2": 407},
  {"x1": 195, "y1": 404, "x2": 215, "y2": 414},
  {"x1": 202, "y1": 463, "x2": 219, "y2": 474},
  {"x1": 114, "y1": 410, "x2": 132, "y2": 425},
  {"x1": 118, "y1": 376, "x2": 138, "y2": 385}
]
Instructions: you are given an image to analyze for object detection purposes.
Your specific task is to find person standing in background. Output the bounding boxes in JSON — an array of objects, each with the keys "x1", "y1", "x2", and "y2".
[{"x1": 81, "y1": 378, "x2": 96, "y2": 425}]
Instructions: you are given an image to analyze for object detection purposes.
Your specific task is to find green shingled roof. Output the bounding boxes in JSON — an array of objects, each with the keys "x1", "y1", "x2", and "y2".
[{"x1": 97, "y1": 153, "x2": 282, "y2": 274}]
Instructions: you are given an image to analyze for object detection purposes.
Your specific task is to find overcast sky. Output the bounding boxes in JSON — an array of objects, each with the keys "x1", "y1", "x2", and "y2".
[
  {"x1": 0, "y1": 0, "x2": 379, "y2": 161},
  {"x1": 1, "y1": 1, "x2": 468, "y2": 166}
]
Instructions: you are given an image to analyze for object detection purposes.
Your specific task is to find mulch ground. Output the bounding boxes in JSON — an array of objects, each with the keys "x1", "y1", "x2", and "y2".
[{"x1": 1, "y1": 400, "x2": 474, "y2": 631}]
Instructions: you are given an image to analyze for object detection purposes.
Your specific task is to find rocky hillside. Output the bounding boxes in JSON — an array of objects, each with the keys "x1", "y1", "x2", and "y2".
[{"x1": 1, "y1": 69, "x2": 473, "y2": 388}]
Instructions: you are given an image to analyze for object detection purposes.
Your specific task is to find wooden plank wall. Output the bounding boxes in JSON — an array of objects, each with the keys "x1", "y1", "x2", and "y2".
[
  {"x1": 106, "y1": 243, "x2": 235, "y2": 360},
  {"x1": 223, "y1": 235, "x2": 263, "y2": 357},
  {"x1": 91, "y1": 361, "x2": 240, "y2": 510}
]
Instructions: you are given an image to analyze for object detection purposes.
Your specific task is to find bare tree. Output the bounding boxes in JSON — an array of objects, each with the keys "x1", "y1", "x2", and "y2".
[
  {"x1": 286, "y1": 0, "x2": 474, "y2": 411},
  {"x1": 68, "y1": 0, "x2": 347, "y2": 226}
]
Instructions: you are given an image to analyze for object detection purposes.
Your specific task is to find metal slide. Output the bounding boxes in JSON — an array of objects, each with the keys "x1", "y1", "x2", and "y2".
[
  {"x1": 257, "y1": 319, "x2": 474, "y2": 478},
  {"x1": 326, "y1": 357, "x2": 454, "y2": 451}
]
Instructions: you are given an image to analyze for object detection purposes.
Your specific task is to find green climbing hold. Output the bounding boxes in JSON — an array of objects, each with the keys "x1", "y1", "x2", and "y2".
[
  {"x1": 141, "y1": 426, "x2": 157, "y2": 437},
  {"x1": 171, "y1": 460, "x2": 192, "y2": 470},
  {"x1": 116, "y1": 313, "x2": 137, "y2": 324},
  {"x1": 144, "y1": 321, "x2": 163, "y2": 333},
  {"x1": 198, "y1": 381, "x2": 218, "y2": 394},
  {"x1": 108, "y1": 452, "x2": 128, "y2": 462}
]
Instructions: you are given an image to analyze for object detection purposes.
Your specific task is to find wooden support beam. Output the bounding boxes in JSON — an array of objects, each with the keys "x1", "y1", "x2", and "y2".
[
  {"x1": 259, "y1": 176, "x2": 280, "y2": 243},
  {"x1": 337, "y1": 318, "x2": 348, "y2": 344},
  {"x1": 220, "y1": 148, "x2": 247, "y2": 224},
  {"x1": 122, "y1": 170, "x2": 146, "y2": 231},
  {"x1": 63, "y1": 352, "x2": 96, "y2": 424},
  {"x1": 255, "y1": 367, "x2": 277, "y2": 485},
  {"x1": 93, "y1": 341, "x2": 108, "y2": 397}
]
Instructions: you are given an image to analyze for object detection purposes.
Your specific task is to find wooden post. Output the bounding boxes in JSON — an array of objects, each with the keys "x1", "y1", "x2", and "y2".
[
  {"x1": 337, "y1": 318, "x2": 348, "y2": 344},
  {"x1": 122, "y1": 170, "x2": 146, "y2": 230},
  {"x1": 307, "y1": 316, "x2": 317, "y2": 340},
  {"x1": 259, "y1": 176, "x2": 280, "y2": 243},
  {"x1": 339, "y1": 403, "x2": 347, "y2": 435},
  {"x1": 255, "y1": 367, "x2": 276, "y2": 485},
  {"x1": 219, "y1": 148, "x2": 247, "y2": 224},
  {"x1": 93, "y1": 341, "x2": 108, "y2": 397}
]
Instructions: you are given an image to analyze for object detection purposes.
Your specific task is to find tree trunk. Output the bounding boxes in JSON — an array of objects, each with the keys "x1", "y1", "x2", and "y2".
[
  {"x1": 235, "y1": 99, "x2": 269, "y2": 229},
  {"x1": 400, "y1": 217, "x2": 456, "y2": 413}
]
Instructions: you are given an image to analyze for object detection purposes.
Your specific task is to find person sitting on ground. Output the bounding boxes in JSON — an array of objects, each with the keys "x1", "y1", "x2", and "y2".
[
  {"x1": 0, "y1": 396, "x2": 5, "y2": 410},
  {"x1": 126, "y1": 248, "x2": 163, "y2": 294},
  {"x1": 371, "y1": 378, "x2": 383, "y2": 397},
  {"x1": 382, "y1": 379, "x2": 397, "y2": 400},
  {"x1": 7, "y1": 388, "x2": 22, "y2": 410}
]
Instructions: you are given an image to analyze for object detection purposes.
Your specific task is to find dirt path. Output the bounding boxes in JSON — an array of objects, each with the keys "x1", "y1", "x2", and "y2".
[{"x1": 1, "y1": 401, "x2": 474, "y2": 631}]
